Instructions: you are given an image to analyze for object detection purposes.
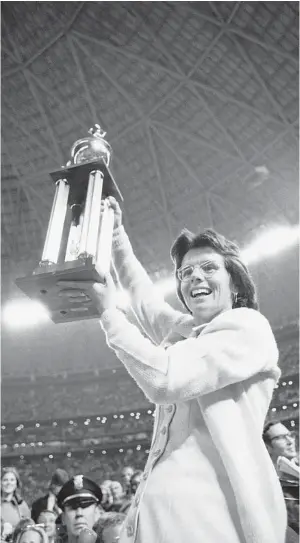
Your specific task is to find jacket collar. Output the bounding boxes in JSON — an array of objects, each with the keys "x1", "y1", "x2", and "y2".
[{"x1": 2, "y1": 495, "x2": 18, "y2": 505}]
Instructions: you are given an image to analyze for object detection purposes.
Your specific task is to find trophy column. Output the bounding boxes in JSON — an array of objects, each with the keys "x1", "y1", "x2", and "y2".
[
  {"x1": 41, "y1": 178, "x2": 70, "y2": 265},
  {"x1": 96, "y1": 199, "x2": 115, "y2": 276},
  {"x1": 76, "y1": 169, "x2": 115, "y2": 276},
  {"x1": 78, "y1": 169, "x2": 103, "y2": 259}
]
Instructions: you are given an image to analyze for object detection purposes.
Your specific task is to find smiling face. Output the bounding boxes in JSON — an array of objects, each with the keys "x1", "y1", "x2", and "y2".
[
  {"x1": 1, "y1": 472, "x2": 18, "y2": 495},
  {"x1": 179, "y1": 247, "x2": 235, "y2": 325}
]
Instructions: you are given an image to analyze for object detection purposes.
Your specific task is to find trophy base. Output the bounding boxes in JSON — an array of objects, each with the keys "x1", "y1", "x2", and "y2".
[{"x1": 15, "y1": 259, "x2": 107, "y2": 324}]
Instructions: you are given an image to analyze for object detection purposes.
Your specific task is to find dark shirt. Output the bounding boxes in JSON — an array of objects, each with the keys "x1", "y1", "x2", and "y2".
[{"x1": 280, "y1": 478, "x2": 299, "y2": 535}]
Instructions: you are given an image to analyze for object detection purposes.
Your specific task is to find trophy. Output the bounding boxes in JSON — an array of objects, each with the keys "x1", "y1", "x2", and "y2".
[{"x1": 16, "y1": 125, "x2": 123, "y2": 323}]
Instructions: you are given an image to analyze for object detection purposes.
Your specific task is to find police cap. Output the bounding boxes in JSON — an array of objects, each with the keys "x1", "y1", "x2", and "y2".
[{"x1": 57, "y1": 475, "x2": 103, "y2": 509}]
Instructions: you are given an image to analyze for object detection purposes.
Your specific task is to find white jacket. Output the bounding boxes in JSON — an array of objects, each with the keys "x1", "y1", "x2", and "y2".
[{"x1": 100, "y1": 226, "x2": 287, "y2": 543}]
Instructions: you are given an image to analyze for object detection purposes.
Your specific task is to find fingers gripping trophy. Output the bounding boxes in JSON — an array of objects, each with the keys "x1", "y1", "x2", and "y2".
[{"x1": 16, "y1": 125, "x2": 123, "y2": 323}]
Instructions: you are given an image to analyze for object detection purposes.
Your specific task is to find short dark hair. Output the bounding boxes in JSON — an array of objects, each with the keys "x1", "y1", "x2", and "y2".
[
  {"x1": 170, "y1": 228, "x2": 259, "y2": 313},
  {"x1": 263, "y1": 421, "x2": 281, "y2": 446}
]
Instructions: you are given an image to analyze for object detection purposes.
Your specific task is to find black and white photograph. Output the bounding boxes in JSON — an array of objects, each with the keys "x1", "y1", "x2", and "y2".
[{"x1": 1, "y1": 2, "x2": 299, "y2": 543}]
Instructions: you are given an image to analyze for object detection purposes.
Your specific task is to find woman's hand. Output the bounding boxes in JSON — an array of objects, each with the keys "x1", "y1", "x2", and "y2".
[
  {"x1": 101, "y1": 196, "x2": 122, "y2": 230},
  {"x1": 57, "y1": 273, "x2": 117, "y2": 317}
]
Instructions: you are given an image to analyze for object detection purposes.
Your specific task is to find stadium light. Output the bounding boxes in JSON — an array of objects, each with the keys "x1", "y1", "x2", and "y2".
[
  {"x1": 241, "y1": 224, "x2": 299, "y2": 265},
  {"x1": 2, "y1": 299, "x2": 50, "y2": 328},
  {"x1": 2, "y1": 288, "x2": 129, "y2": 328}
]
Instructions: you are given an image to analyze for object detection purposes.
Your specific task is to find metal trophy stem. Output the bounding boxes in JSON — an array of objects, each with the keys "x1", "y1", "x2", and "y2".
[
  {"x1": 96, "y1": 200, "x2": 115, "y2": 276},
  {"x1": 16, "y1": 125, "x2": 123, "y2": 323},
  {"x1": 41, "y1": 179, "x2": 70, "y2": 265},
  {"x1": 78, "y1": 169, "x2": 104, "y2": 260}
]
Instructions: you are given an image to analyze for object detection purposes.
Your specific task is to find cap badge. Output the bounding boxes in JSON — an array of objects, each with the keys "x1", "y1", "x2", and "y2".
[{"x1": 73, "y1": 475, "x2": 84, "y2": 490}]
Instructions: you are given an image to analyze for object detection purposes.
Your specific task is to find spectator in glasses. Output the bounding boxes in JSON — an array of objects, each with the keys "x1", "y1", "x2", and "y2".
[
  {"x1": 263, "y1": 422, "x2": 298, "y2": 467},
  {"x1": 264, "y1": 421, "x2": 299, "y2": 535}
]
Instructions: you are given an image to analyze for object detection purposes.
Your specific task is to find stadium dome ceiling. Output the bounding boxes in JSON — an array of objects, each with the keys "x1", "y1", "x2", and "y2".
[{"x1": 1, "y1": 2, "x2": 299, "y2": 376}]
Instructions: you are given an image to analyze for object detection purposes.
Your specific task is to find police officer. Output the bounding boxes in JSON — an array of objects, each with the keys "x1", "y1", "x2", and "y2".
[{"x1": 57, "y1": 475, "x2": 103, "y2": 543}]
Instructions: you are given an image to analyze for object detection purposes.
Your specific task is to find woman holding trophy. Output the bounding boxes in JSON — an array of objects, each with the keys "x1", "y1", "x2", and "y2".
[{"x1": 59, "y1": 197, "x2": 287, "y2": 543}]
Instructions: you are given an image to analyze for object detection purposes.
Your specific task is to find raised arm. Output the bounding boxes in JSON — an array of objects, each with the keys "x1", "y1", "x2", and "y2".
[
  {"x1": 107, "y1": 197, "x2": 192, "y2": 345},
  {"x1": 100, "y1": 307, "x2": 280, "y2": 404}
]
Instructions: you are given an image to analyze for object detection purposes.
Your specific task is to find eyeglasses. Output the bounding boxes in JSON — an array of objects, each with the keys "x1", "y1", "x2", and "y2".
[
  {"x1": 270, "y1": 431, "x2": 296, "y2": 442},
  {"x1": 177, "y1": 261, "x2": 221, "y2": 282}
]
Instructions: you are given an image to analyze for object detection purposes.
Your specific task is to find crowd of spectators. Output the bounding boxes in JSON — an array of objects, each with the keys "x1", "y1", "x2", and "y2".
[
  {"x1": 1, "y1": 324, "x2": 299, "y2": 541},
  {"x1": 1, "y1": 462, "x2": 147, "y2": 543},
  {"x1": 2, "y1": 323, "x2": 298, "y2": 422},
  {"x1": 1, "y1": 448, "x2": 150, "y2": 507},
  {"x1": 1, "y1": 421, "x2": 299, "y2": 543},
  {"x1": 2, "y1": 373, "x2": 298, "y2": 459},
  {"x1": 2, "y1": 372, "x2": 148, "y2": 422},
  {"x1": 1, "y1": 408, "x2": 155, "y2": 460},
  {"x1": 2, "y1": 370, "x2": 298, "y2": 425}
]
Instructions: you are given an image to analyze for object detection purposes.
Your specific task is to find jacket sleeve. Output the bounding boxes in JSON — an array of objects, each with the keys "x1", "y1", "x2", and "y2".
[
  {"x1": 100, "y1": 307, "x2": 279, "y2": 404},
  {"x1": 112, "y1": 226, "x2": 189, "y2": 345}
]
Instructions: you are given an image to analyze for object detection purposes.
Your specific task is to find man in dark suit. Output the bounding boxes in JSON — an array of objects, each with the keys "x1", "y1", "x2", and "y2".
[{"x1": 263, "y1": 421, "x2": 299, "y2": 537}]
